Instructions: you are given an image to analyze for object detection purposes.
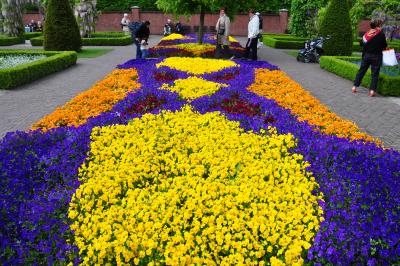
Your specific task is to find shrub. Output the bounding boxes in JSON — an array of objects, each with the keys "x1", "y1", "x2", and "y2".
[
  {"x1": 289, "y1": 0, "x2": 328, "y2": 37},
  {"x1": 44, "y1": 0, "x2": 81, "y2": 51},
  {"x1": 31, "y1": 34, "x2": 133, "y2": 46},
  {"x1": 0, "y1": 36, "x2": 25, "y2": 46},
  {"x1": 319, "y1": 0, "x2": 353, "y2": 55},
  {"x1": 0, "y1": 50, "x2": 77, "y2": 90},
  {"x1": 24, "y1": 32, "x2": 42, "y2": 40},
  {"x1": 262, "y1": 35, "x2": 306, "y2": 49},
  {"x1": 319, "y1": 56, "x2": 400, "y2": 96}
]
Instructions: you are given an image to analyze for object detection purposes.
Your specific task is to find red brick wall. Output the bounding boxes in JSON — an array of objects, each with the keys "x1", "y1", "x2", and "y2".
[
  {"x1": 23, "y1": 11, "x2": 370, "y2": 36},
  {"x1": 92, "y1": 12, "x2": 284, "y2": 35},
  {"x1": 23, "y1": 10, "x2": 286, "y2": 36}
]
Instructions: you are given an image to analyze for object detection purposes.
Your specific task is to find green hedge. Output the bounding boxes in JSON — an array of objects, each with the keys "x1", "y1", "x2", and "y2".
[
  {"x1": 0, "y1": 50, "x2": 77, "y2": 90},
  {"x1": 24, "y1": 32, "x2": 43, "y2": 40},
  {"x1": 0, "y1": 36, "x2": 25, "y2": 46},
  {"x1": 30, "y1": 33, "x2": 132, "y2": 46},
  {"x1": 319, "y1": 56, "x2": 400, "y2": 96},
  {"x1": 262, "y1": 35, "x2": 306, "y2": 49}
]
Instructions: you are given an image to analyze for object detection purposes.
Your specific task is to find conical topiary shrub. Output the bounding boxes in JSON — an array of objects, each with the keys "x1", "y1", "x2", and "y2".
[
  {"x1": 44, "y1": 0, "x2": 81, "y2": 52},
  {"x1": 319, "y1": 0, "x2": 353, "y2": 56}
]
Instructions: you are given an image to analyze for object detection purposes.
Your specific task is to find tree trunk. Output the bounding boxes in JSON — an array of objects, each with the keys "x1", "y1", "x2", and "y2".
[
  {"x1": 1, "y1": 0, "x2": 24, "y2": 37},
  {"x1": 198, "y1": 4, "x2": 205, "y2": 44}
]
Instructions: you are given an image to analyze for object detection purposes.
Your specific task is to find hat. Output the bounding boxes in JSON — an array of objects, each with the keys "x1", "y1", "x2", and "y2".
[
  {"x1": 256, "y1": 12, "x2": 260, "y2": 15},
  {"x1": 124, "y1": 13, "x2": 128, "y2": 17}
]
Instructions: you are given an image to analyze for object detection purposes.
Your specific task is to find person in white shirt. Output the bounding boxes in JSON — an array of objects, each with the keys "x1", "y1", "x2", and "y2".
[
  {"x1": 121, "y1": 13, "x2": 130, "y2": 35},
  {"x1": 215, "y1": 7, "x2": 233, "y2": 59},
  {"x1": 243, "y1": 9, "x2": 260, "y2": 60}
]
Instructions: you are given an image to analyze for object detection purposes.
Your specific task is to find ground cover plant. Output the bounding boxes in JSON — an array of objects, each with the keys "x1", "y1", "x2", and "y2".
[{"x1": 1, "y1": 34, "x2": 399, "y2": 265}]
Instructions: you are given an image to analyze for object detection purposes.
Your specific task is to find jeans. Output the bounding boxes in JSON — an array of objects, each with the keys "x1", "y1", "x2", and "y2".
[
  {"x1": 243, "y1": 38, "x2": 258, "y2": 60},
  {"x1": 354, "y1": 53, "x2": 382, "y2": 91},
  {"x1": 141, "y1": 49, "x2": 148, "y2": 59},
  {"x1": 134, "y1": 40, "x2": 142, "y2": 59}
]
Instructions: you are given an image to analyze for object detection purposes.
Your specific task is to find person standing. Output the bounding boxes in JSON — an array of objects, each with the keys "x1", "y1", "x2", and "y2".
[
  {"x1": 215, "y1": 7, "x2": 232, "y2": 59},
  {"x1": 352, "y1": 19, "x2": 387, "y2": 97},
  {"x1": 121, "y1": 13, "x2": 130, "y2": 35},
  {"x1": 243, "y1": 9, "x2": 260, "y2": 60},
  {"x1": 163, "y1": 19, "x2": 174, "y2": 36},
  {"x1": 256, "y1": 12, "x2": 263, "y2": 48},
  {"x1": 135, "y1": 21, "x2": 151, "y2": 59}
]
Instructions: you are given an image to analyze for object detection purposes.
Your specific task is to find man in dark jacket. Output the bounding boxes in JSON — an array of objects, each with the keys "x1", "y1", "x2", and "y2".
[{"x1": 134, "y1": 21, "x2": 151, "y2": 59}]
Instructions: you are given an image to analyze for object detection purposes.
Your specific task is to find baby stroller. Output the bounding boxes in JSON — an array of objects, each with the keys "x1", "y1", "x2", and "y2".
[{"x1": 297, "y1": 36, "x2": 329, "y2": 63}]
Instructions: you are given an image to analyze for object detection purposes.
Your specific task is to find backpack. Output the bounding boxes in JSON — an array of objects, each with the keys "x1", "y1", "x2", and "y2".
[{"x1": 128, "y1": 21, "x2": 143, "y2": 38}]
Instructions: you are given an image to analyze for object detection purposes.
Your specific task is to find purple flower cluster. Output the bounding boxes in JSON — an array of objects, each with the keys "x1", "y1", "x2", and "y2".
[{"x1": 1, "y1": 57, "x2": 399, "y2": 265}]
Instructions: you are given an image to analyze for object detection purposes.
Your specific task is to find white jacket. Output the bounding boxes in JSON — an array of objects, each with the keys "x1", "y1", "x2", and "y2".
[{"x1": 248, "y1": 15, "x2": 259, "y2": 39}]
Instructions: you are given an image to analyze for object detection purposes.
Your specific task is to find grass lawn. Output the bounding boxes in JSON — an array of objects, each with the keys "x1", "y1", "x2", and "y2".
[{"x1": 77, "y1": 48, "x2": 113, "y2": 58}]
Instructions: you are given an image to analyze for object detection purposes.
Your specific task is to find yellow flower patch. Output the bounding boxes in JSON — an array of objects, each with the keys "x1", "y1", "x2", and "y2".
[
  {"x1": 69, "y1": 106, "x2": 323, "y2": 265},
  {"x1": 156, "y1": 57, "x2": 238, "y2": 75},
  {"x1": 161, "y1": 33, "x2": 190, "y2": 41},
  {"x1": 160, "y1": 76, "x2": 227, "y2": 100},
  {"x1": 248, "y1": 69, "x2": 380, "y2": 144},
  {"x1": 31, "y1": 69, "x2": 140, "y2": 131},
  {"x1": 174, "y1": 43, "x2": 215, "y2": 56}
]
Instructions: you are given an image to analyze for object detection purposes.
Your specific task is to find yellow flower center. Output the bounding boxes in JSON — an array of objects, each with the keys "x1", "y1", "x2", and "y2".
[{"x1": 69, "y1": 106, "x2": 323, "y2": 265}]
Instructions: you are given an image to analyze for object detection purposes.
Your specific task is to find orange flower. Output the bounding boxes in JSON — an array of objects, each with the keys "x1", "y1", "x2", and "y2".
[
  {"x1": 248, "y1": 69, "x2": 380, "y2": 144},
  {"x1": 31, "y1": 69, "x2": 140, "y2": 131}
]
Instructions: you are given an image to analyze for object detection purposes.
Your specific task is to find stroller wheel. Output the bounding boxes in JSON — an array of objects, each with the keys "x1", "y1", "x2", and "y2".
[{"x1": 303, "y1": 57, "x2": 310, "y2": 63}]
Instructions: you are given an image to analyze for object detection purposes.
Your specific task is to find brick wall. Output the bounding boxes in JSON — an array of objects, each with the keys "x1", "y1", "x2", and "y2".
[
  {"x1": 23, "y1": 9, "x2": 287, "y2": 36},
  {"x1": 23, "y1": 9, "x2": 371, "y2": 37}
]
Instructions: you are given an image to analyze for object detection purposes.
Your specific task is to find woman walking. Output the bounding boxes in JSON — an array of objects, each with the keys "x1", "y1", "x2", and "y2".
[
  {"x1": 352, "y1": 19, "x2": 387, "y2": 97},
  {"x1": 215, "y1": 7, "x2": 232, "y2": 59}
]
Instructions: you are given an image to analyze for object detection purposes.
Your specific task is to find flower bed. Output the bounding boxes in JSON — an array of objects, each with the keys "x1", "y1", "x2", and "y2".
[
  {"x1": 149, "y1": 33, "x2": 245, "y2": 58},
  {"x1": 1, "y1": 53, "x2": 399, "y2": 264}
]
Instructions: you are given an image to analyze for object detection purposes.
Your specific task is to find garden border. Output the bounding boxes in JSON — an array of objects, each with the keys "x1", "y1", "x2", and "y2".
[
  {"x1": 30, "y1": 32, "x2": 133, "y2": 46},
  {"x1": 262, "y1": 34, "x2": 307, "y2": 49},
  {"x1": 0, "y1": 50, "x2": 77, "y2": 90},
  {"x1": 0, "y1": 36, "x2": 25, "y2": 46},
  {"x1": 319, "y1": 55, "x2": 400, "y2": 96}
]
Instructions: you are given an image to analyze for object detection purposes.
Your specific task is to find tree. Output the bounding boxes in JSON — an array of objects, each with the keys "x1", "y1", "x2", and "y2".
[
  {"x1": 156, "y1": 0, "x2": 254, "y2": 44},
  {"x1": 75, "y1": 0, "x2": 97, "y2": 37},
  {"x1": 1, "y1": 0, "x2": 24, "y2": 38},
  {"x1": 288, "y1": 0, "x2": 328, "y2": 37},
  {"x1": 350, "y1": 0, "x2": 400, "y2": 38},
  {"x1": 44, "y1": 0, "x2": 81, "y2": 51},
  {"x1": 319, "y1": 0, "x2": 353, "y2": 55}
]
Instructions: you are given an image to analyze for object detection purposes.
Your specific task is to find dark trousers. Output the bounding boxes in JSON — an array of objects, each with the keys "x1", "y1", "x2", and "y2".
[
  {"x1": 215, "y1": 44, "x2": 231, "y2": 59},
  {"x1": 134, "y1": 40, "x2": 142, "y2": 59},
  {"x1": 215, "y1": 34, "x2": 231, "y2": 59},
  {"x1": 354, "y1": 53, "x2": 382, "y2": 91},
  {"x1": 243, "y1": 38, "x2": 258, "y2": 60}
]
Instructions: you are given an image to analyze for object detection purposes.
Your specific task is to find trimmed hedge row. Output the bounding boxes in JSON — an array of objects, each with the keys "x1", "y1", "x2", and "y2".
[
  {"x1": 24, "y1": 32, "x2": 43, "y2": 40},
  {"x1": 30, "y1": 33, "x2": 132, "y2": 46},
  {"x1": 0, "y1": 36, "x2": 25, "y2": 46},
  {"x1": 319, "y1": 56, "x2": 400, "y2": 96},
  {"x1": 262, "y1": 35, "x2": 306, "y2": 49},
  {"x1": 0, "y1": 50, "x2": 77, "y2": 90}
]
